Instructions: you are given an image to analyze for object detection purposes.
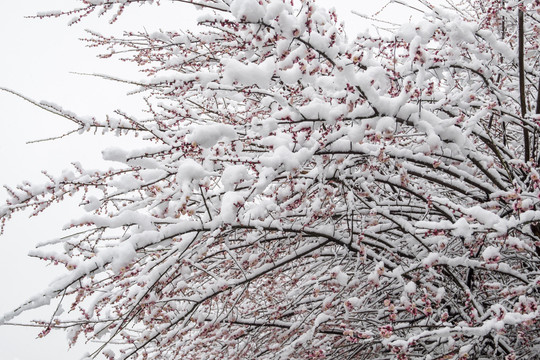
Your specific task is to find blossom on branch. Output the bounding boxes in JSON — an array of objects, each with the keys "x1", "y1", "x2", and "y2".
[{"x1": 2, "y1": 0, "x2": 540, "y2": 359}]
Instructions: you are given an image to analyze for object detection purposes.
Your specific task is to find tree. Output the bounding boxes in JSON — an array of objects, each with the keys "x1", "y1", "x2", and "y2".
[{"x1": 2, "y1": 0, "x2": 540, "y2": 358}]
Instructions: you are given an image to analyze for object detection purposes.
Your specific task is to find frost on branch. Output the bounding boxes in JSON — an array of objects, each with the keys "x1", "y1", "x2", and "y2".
[{"x1": 2, "y1": 0, "x2": 540, "y2": 359}]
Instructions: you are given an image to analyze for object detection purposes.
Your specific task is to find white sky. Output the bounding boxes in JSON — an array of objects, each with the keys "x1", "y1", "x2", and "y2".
[{"x1": 0, "y1": 1, "x2": 417, "y2": 359}]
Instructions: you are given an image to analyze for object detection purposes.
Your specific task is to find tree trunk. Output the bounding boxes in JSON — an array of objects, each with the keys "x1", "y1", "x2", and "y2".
[{"x1": 519, "y1": 8, "x2": 530, "y2": 161}]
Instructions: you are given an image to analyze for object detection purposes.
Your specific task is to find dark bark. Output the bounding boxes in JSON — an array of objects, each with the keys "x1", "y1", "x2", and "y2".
[{"x1": 519, "y1": 8, "x2": 530, "y2": 161}]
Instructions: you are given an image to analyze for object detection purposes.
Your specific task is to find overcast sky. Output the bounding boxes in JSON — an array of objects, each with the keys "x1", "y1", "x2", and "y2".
[{"x1": 0, "y1": 1, "x2": 416, "y2": 359}]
